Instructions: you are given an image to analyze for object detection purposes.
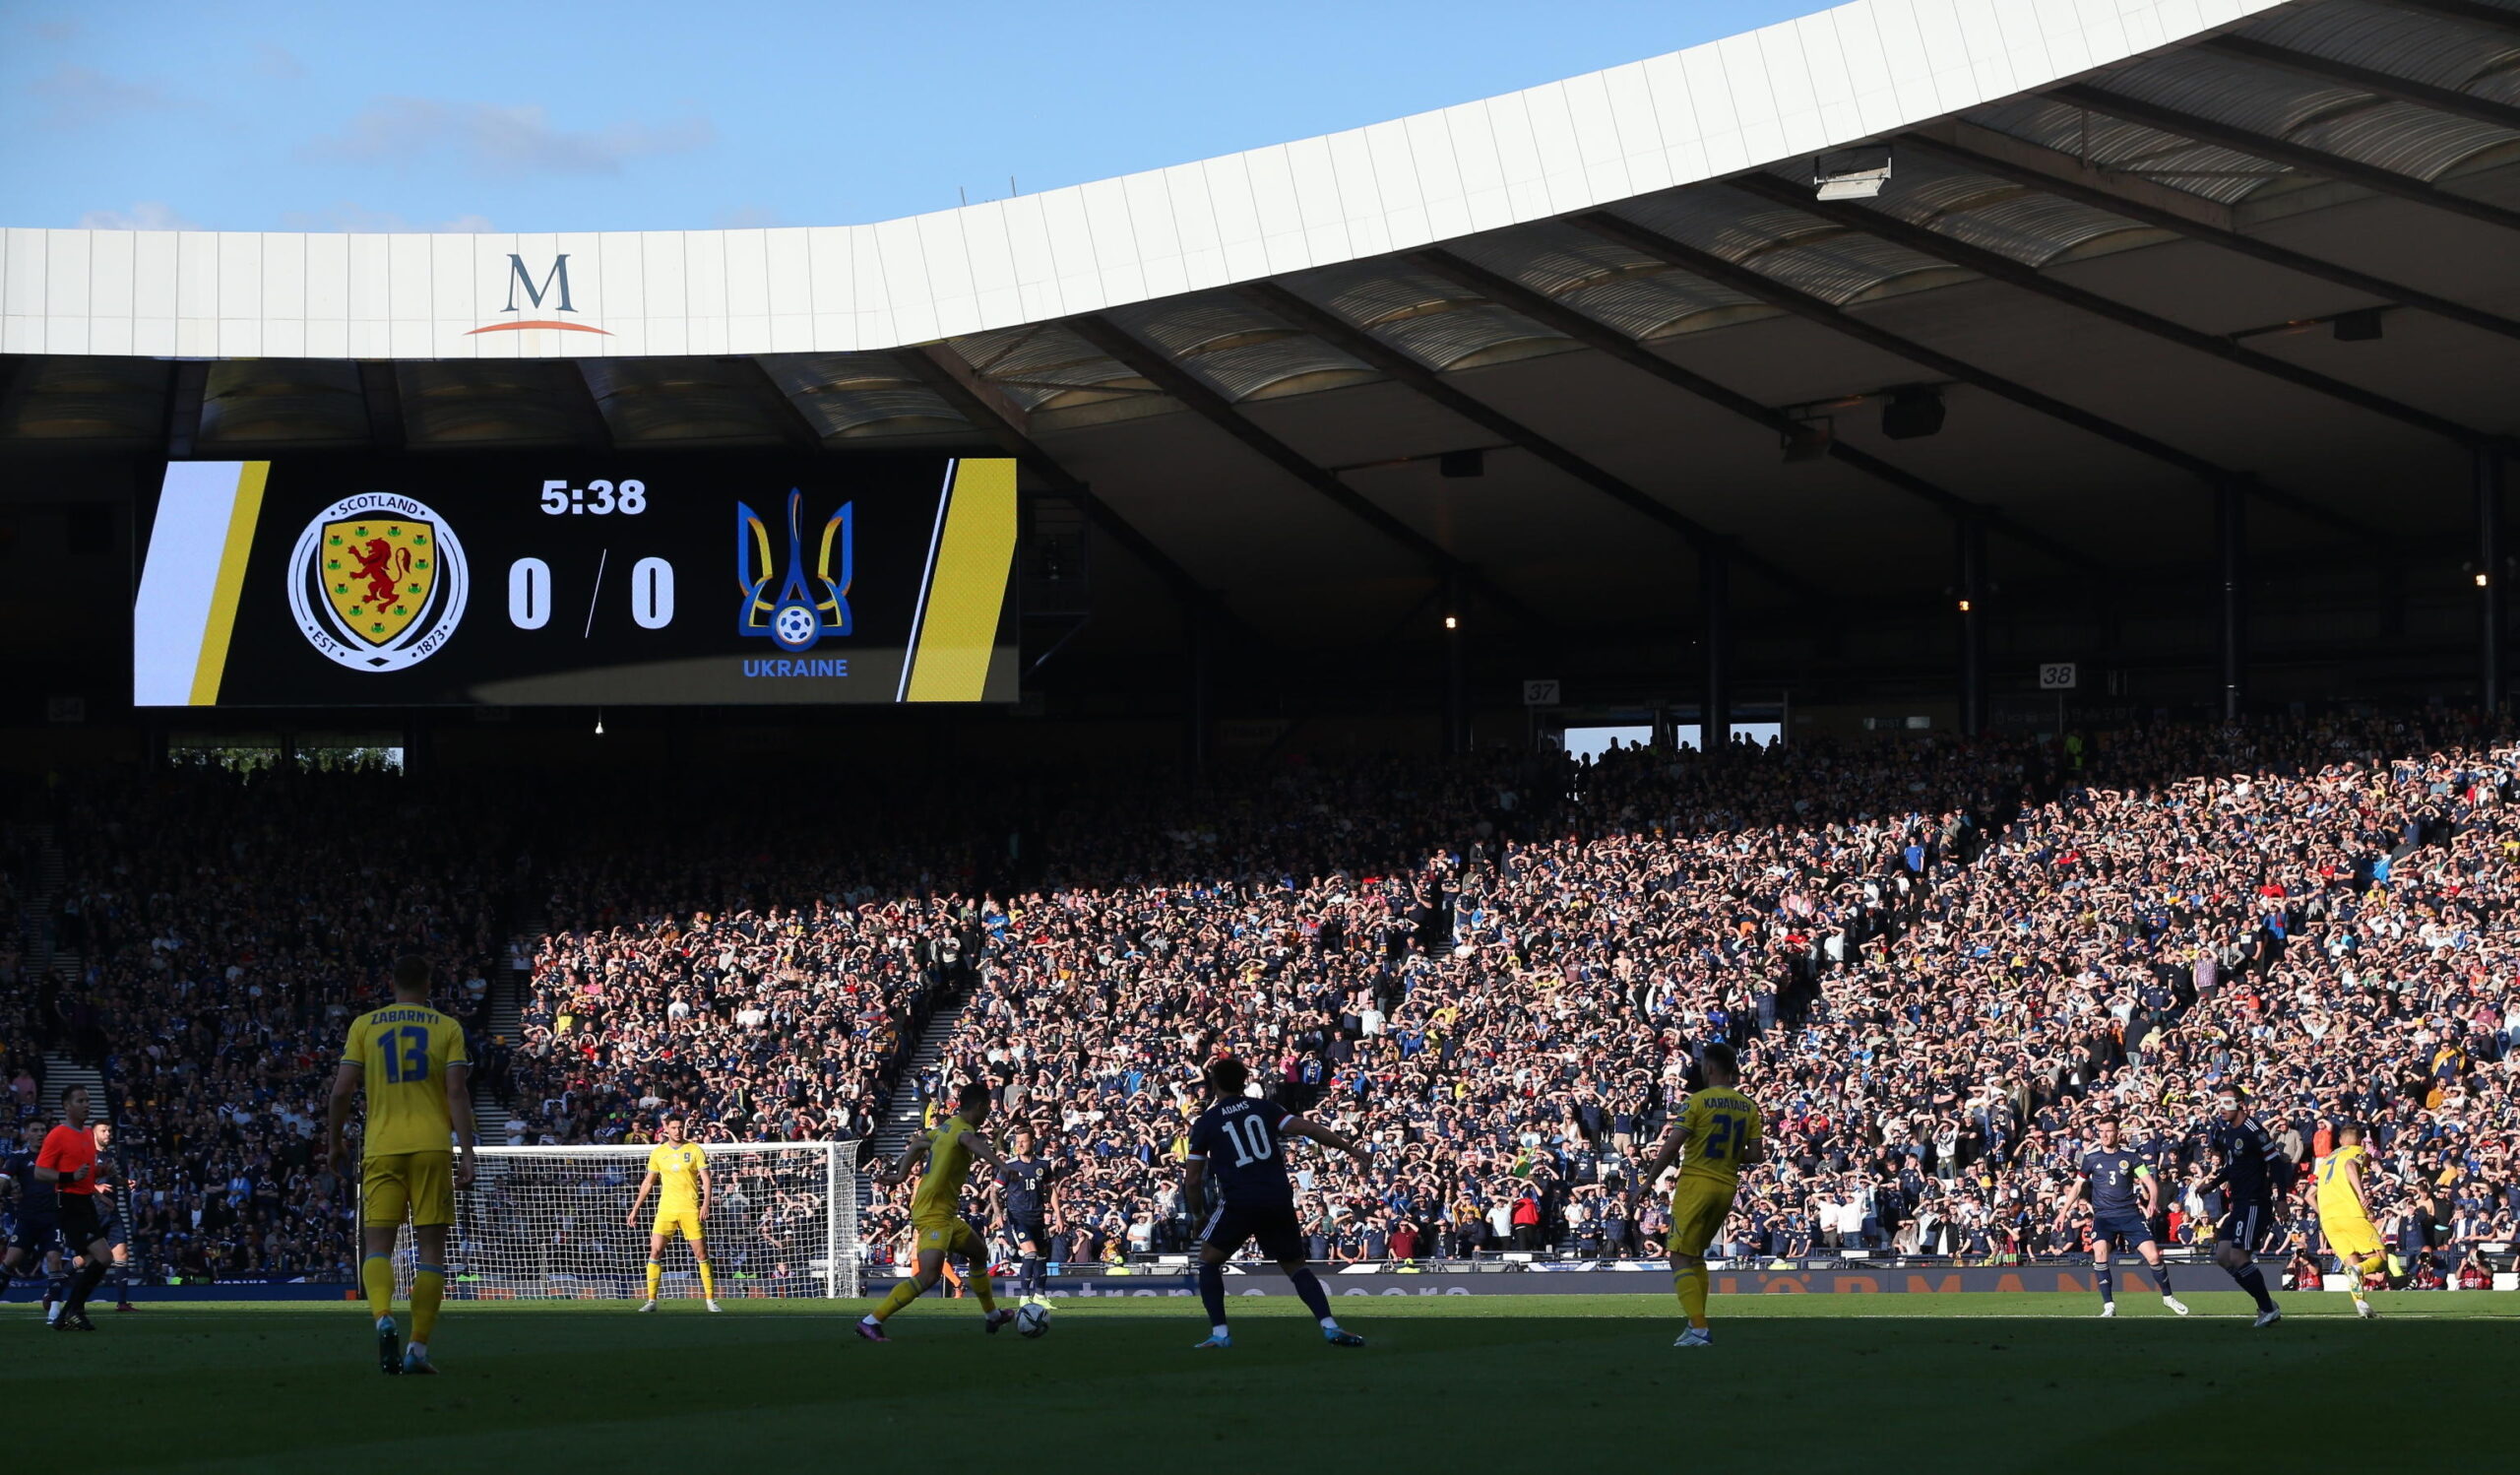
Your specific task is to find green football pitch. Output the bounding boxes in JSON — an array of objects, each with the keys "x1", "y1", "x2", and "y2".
[{"x1": 18, "y1": 1293, "x2": 2514, "y2": 1472}]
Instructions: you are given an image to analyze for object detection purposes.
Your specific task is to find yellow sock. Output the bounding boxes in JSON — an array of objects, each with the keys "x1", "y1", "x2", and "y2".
[
  {"x1": 972, "y1": 1270, "x2": 996, "y2": 1314},
  {"x1": 870, "y1": 1276, "x2": 923, "y2": 1323},
  {"x1": 2357, "y1": 1251, "x2": 2388, "y2": 1285},
  {"x1": 410, "y1": 1263, "x2": 444, "y2": 1342},
  {"x1": 1674, "y1": 1262, "x2": 1709, "y2": 1328},
  {"x1": 646, "y1": 1261, "x2": 662, "y2": 1301},
  {"x1": 362, "y1": 1254, "x2": 395, "y2": 1321},
  {"x1": 698, "y1": 1260, "x2": 716, "y2": 1301}
]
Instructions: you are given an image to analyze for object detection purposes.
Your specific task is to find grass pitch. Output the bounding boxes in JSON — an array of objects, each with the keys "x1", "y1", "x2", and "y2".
[{"x1": 19, "y1": 1292, "x2": 2513, "y2": 1472}]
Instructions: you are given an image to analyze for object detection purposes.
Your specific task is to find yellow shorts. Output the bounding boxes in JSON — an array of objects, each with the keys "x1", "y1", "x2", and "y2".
[
  {"x1": 652, "y1": 1208, "x2": 706, "y2": 1243},
  {"x1": 2322, "y1": 1209, "x2": 2382, "y2": 1262},
  {"x1": 914, "y1": 1217, "x2": 984, "y2": 1258},
  {"x1": 1668, "y1": 1178, "x2": 1739, "y2": 1258},
  {"x1": 362, "y1": 1150, "x2": 455, "y2": 1229}
]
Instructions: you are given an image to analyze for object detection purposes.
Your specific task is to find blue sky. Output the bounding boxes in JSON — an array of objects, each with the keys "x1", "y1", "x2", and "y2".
[{"x1": 1, "y1": 0, "x2": 1827, "y2": 233}]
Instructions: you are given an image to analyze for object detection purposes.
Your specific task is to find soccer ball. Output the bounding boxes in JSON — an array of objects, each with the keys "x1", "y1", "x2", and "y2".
[
  {"x1": 771, "y1": 603, "x2": 819, "y2": 649},
  {"x1": 1015, "y1": 1302, "x2": 1051, "y2": 1339}
]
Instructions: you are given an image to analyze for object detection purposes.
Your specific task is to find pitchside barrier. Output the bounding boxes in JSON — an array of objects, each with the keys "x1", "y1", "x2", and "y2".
[{"x1": 29, "y1": 1263, "x2": 2518, "y2": 1304}]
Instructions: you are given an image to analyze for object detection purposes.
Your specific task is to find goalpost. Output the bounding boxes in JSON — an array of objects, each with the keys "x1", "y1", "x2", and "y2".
[{"x1": 382, "y1": 1141, "x2": 859, "y2": 1301}]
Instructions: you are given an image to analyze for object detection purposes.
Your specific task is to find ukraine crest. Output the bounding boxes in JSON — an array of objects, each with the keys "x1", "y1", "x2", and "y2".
[
  {"x1": 737, "y1": 488, "x2": 852, "y2": 652},
  {"x1": 287, "y1": 493, "x2": 470, "y2": 673}
]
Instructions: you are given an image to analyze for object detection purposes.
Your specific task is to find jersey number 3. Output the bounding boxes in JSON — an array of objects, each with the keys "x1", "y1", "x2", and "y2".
[{"x1": 377, "y1": 1025, "x2": 430, "y2": 1084}]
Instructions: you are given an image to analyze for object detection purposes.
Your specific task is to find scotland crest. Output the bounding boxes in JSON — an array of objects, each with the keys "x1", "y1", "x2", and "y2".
[{"x1": 287, "y1": 494, "x2": 470, "y2": 672}]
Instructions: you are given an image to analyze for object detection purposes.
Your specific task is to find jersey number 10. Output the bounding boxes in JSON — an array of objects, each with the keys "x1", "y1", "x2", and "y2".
[{"x1": 1219, "y1": 1117, "x2": 1277, "y2": 1167}]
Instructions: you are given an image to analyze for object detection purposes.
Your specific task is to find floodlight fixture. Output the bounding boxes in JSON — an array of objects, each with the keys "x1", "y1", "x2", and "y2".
[{"x1": 1814, "y1": 146, "x2": 1892, "y2": 201}]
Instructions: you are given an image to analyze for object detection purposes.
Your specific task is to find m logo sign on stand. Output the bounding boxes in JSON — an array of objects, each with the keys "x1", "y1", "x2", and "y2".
[{"x1": 468, "y1": 255, "x2": 611, "y2": 338}]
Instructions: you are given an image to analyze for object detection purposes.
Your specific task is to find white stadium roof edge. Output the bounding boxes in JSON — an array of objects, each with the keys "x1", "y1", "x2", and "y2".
[
  {"x1": 4, "y1": 0, "x2": 2306, "y2": 360},
  {"x1": 4, "y1": 0, "x2": 2518, "y2": 641}
]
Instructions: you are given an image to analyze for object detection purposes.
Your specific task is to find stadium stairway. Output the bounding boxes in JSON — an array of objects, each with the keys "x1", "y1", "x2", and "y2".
[
  {"x1": 866, "y1": 996, "x2": 970, "y2": 1170},
  {"x1": 21, "y1": 824, "x2": 99, "y2": 1118},
  {"x1": 470, "y1": 928, "x2": 536, "y2": 1142},
  {"x1": 38, "y1": 1055, "x2": 100, "y2": 1119},
  {"x1": 15, "y1": 821, "x2": 62, "y2": 978}
]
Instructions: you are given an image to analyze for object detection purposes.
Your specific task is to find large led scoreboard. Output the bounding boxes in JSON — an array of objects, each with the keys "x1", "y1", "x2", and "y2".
[{"x1": 133, "y1": 454, "x2": 1020, "y2": 706}]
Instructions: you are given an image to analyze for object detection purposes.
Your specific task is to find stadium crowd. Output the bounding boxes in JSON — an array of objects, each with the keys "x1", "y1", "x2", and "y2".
[
  {"x1": 896, "y1": 715, "x2": 2520, "y2": 1286},
  {"x1": 5, "y1": 713, "x2": 2516, "y2": 1294}
]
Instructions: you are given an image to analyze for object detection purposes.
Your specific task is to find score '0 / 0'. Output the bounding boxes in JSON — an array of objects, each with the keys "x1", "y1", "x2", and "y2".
[
  {"x1": 507, "y1": 554, "x2": 674, "y2": 631},
  {"x1": 517, "y1": 480, "x2": 668, "y2": 629}
]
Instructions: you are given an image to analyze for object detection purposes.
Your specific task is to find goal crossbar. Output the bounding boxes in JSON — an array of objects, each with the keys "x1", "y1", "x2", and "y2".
[{"x1": 378, "y1": 1140, "x2": 858, "y2": 1301}]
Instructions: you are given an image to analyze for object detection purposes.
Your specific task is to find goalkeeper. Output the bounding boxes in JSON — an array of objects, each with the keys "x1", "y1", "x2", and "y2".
[{"x1": 628, "y1": 1116, "x2": 719, "y2": 1313}]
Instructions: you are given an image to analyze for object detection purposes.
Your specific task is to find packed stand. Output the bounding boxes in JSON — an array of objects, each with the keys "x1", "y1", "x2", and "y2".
[{"x1": 895, "y1": 719, "x2": 2519, "y2": 1286}]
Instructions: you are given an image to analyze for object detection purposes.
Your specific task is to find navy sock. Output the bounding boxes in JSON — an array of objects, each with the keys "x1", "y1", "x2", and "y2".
[
  {"x1": 2231, "y1": 1263, "x2": 2274, "y2": 1312},
  {"x1": 1285, "y1": 1265, "x2": 1335, "y2": 1325},
  {"x1": 2150, "y1": 1264, "x2": 2175, "y2": 1298},
  {"x1": 1022, "y1": 1255, "x2": 1043, "y2": 1297},
  {"x1": 2096, "y1": 1265, "x2": 2113, "y2": 1304},
  {"x1": 1197, "y1": 1259, "x2": 1228, "y2": 1331}
]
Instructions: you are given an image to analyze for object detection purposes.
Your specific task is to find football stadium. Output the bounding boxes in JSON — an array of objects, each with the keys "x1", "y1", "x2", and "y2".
[{"x1": 4, "y1": 0, "x2": 2519, "y2": 1467}]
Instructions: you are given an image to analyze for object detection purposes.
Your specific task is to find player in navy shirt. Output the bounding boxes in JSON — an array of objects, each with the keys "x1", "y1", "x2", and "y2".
[
  {"x1": 996, "y1": 1128, "x2": 1060, "y2": 1304},
  {"x1": 1182, "y1": 1056, "x2": 1370, "y2": 1350},
  {"x1": 1, "y1": 1121, "x2": 64, "y2": 1307},
  {"x1": 2202, "y1": 1086, "x2": 2287, "y2": 1326},
  {"x1": 2049, "y1": 1113, "x2": 2188, "y2": 1318}
]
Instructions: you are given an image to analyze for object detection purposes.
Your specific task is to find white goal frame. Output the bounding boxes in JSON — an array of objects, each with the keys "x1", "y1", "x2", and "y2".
[{"x1": 377, "y1": 1140, "x2": 858, "y2": 1300}]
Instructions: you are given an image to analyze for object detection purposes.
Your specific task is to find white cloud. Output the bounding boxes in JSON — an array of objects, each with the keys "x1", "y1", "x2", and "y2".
[
  {"x1": 277, "y1": 202, "x2": 497, "y2": 232},
  {"x1": 79, "y1": 201, "x2": 199, "y2": 229},
  {"x1": 302, "y1": 97, "x2": 714, "y2": 177},
  {"x1": 32, "y1": 64, "x2": 191, "y2": 128}
]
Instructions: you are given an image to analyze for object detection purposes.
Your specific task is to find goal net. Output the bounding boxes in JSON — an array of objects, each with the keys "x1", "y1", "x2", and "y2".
[{"x1": 379, "y1": 1141, "x2": 858, "y2": 1301}]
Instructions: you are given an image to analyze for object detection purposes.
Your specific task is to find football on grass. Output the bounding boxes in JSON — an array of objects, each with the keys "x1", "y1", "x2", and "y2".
[{"x1": 1016, "y1": 1303, "x2": 1052, "y2": 1339}]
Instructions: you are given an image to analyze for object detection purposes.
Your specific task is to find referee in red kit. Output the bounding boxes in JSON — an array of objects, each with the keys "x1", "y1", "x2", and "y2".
[{"x1": 33, "y1": 1084, "x2": 114, "y2": 1331}]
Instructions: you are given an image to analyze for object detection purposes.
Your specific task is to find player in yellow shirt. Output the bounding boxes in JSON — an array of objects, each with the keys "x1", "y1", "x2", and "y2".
[
  {"x1": 856, "y1": 1082, "x2": 1016, "y2": 1342},
  {"x1": 2317, "y1": 1122, "x2": 2387, "y2": 1319},
  {"x1": 1634, "y1": 1043, "x2": 1762, "y2": 1348},
  {"x1": 628, "y1": 1115, "x2": 718, "y2": 1313},
  {"x1": 327, "y1": 955, "x2": 478, "y2": 1377}
]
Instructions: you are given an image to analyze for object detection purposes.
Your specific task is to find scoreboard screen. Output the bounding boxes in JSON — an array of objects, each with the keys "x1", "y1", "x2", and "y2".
[{"x1": 133, "y1": 453, "x2": 1020, "y2": 706}]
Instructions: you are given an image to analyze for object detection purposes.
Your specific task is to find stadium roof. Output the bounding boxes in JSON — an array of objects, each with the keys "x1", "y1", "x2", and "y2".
[{"x1": 5, "y1": 0, "x2": 2519, "y2": 646}]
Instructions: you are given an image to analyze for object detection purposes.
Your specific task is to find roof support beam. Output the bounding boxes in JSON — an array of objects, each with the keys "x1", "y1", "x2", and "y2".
[
  {"x1": 1235, "y1": 280, "x2": 1815, "y2": 597},
  {"x1": 1573, "y1": 209, "x2": 2380, "y2": 542},
  {"x1": 1062, "y1": 311, "x2": 1552, "y2": 631},
  {"x1": 1409, "y1": 246, "x2": 2100, "y2": 572},
  {"x1": 2202, "y1": 34, "x2": 2520, "y2": 133},
  {"x1": 898, "y1": 342, "x2": 1249, "y2": 633},
  {"x1": 164, "y1": 361, "x2": 208, "y2": 459},
  {"x1": 357, "y1": 362, "x2": 406, "y2": 453},
  {"x1": 1902, "y1": 130, "x2": 2520, "y2": 348},
  {"x1": 2050, "y1": 82, "x2": 2520, "y2": 238},
  {"x1": 2371, "y1": 0, "x2": 2520, "y2": 35},
  {"x1": 555, "y1": 362, "x2": 614, "y2": 452},
  {"x1": 1732, "y1": 171, "x2": 2496, "y2": 453},
  {"x1": 1907, "y1": 118, "x2": 2236, "y2": 230},
  {"x1": 737, "y1": 359, "x2": 827, "y2": 452}
]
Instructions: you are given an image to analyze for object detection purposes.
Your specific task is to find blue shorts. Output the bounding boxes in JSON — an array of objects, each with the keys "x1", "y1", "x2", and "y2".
[
  {"x1": 9, "y1": 1215, "x2": 61, "y2": 1256},
  {"x1": 2093, "y1": 1213, "x2": 2156, "y2": 1250}
]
